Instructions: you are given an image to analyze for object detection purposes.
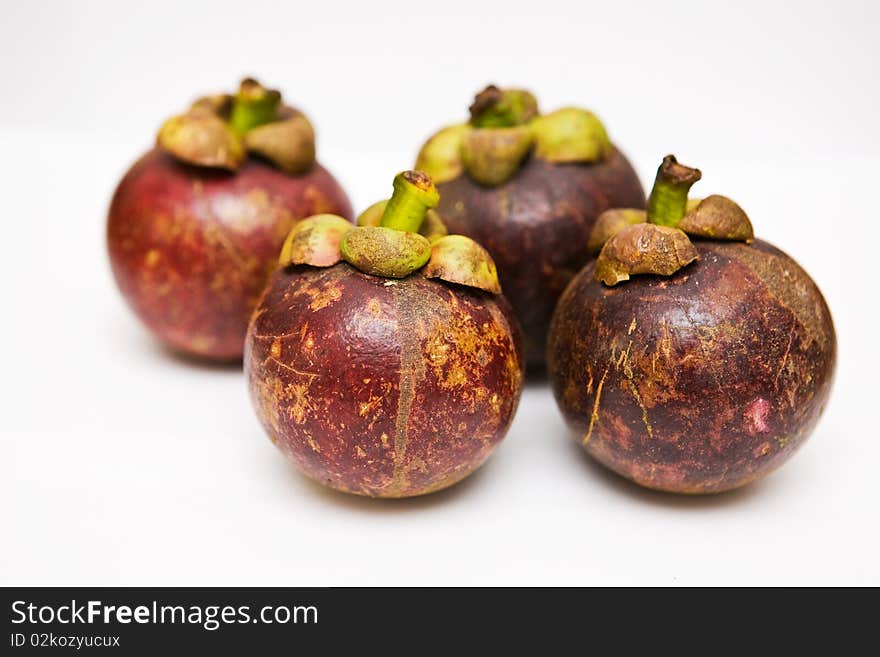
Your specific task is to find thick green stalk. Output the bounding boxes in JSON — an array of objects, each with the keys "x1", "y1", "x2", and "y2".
[
  {"x1": 646, "y1": 155, "x2": 702, "y2": 227},
  {"x1": 229, "y1": 78, "x2": 281, "y2": 135},
  {"x1": 379, "y1": 171, "x2": 440, "y2": 233},
  {"x1": 469, "y1": 85, "x2": 538, "y2": 128}
]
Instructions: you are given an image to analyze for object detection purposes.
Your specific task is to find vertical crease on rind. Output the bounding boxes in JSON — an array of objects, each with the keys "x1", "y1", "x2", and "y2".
[{"x1": 388, "y1": 284, "x2": 426, "y2": 495}]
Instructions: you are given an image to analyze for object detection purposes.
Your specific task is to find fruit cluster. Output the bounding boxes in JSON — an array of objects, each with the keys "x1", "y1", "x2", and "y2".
[{"x1": 108, "y1": 79, "x2": 835, "y2": 497}]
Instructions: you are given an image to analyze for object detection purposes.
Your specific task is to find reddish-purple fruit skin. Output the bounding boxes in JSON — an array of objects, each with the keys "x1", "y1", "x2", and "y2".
[
  {"x1": 437, "y1": 149, "x2": 645, "y2": 369},
  {"x1": 245, "y1": 263, "x2": 524, "y2": 497},
  {"x1": 548, "y1": 240, "x2": 836, "y2": 493},
  {"x1": 108, "y1": 148, "x2": 353, "y2": 360}
]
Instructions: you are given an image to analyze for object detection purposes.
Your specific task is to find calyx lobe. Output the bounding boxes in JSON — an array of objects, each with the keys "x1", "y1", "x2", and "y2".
[
  {"x1": 678, "y1": 195, "x2": 754, "y2": 242},
  {"x1": 591, "y1": 155, "x2": 758, "y2": 286},
  {"x1": 281, "y1": 171, "x2": 501, "y2": 293},
  {"x1": 595, "y1": 223, "x2": 699, "y2": 286},
  {"x1": 156, "y1": 77, "x2": 316, "y2": 174},
  {"x1": 416, "y1": 85, "x2": 613, "y2": 188}
]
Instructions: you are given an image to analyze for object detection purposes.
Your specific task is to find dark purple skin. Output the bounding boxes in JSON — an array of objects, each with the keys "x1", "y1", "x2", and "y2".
[
  {"x1": 548, "y1": 239, "x2": 836, "y2": 493},
  {"x1": 108, "y1": 148, "x2": 352, "y2": 360},
  {"x1": 436, "y1": 148, "x2": 645, "y2": 370},
  {"x1": 245, "y1": 263, "x2": 524, "y2": 497}
]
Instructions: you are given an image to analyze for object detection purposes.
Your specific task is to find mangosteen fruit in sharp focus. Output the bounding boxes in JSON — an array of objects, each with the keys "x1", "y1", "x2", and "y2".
[
  {"x1": 547, "y1": 155, "x2": 836, "y2": 494},
  {"x1": 108, "y1": 78, "x2": 353, "y2": 361},
  {"x1": 245, "y1": 171, "x2": 524, "y2": 498},
  {"x1": 415, "y1": 85, "x2": 645, "y2": 370}
]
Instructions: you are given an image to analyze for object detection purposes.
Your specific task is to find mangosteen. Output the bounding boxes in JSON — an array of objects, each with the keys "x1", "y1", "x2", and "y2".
[
  {"x1": 547, "y1": 155, "x2": 836, "y2": 494},
  {"x1": 415, "y1": 85, "x2": 645, "y2": 370},
  {"x1": 108, "y1": 78, "x2": 352, "y2": 360},
  {"x1": 245, "y1": 171, "x2": 524, "y2": 498}
]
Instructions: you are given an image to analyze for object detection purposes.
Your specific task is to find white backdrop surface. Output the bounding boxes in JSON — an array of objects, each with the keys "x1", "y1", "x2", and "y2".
[{"x1": 1, "y1": 0, "x2": 878, "y2": 585}]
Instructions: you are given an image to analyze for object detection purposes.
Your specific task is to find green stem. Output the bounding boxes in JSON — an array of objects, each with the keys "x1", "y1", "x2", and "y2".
[
  {"x1": 646, "y1": 155, "x2": 702, "y2": 227},
  {"x1": 229, "y1": 78, "x2": 281, "y2": 135},
  {"x1": 469, "y1": 85, "x2": 538, "y2": 128},
  {"x1": 379, "y1": 171, "x2": 440, "y2": 233}
]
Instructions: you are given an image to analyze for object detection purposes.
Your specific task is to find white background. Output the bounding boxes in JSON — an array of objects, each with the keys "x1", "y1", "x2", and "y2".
[{"x1": 2, "y1": 0, "x2": 878, "y2": 585}]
